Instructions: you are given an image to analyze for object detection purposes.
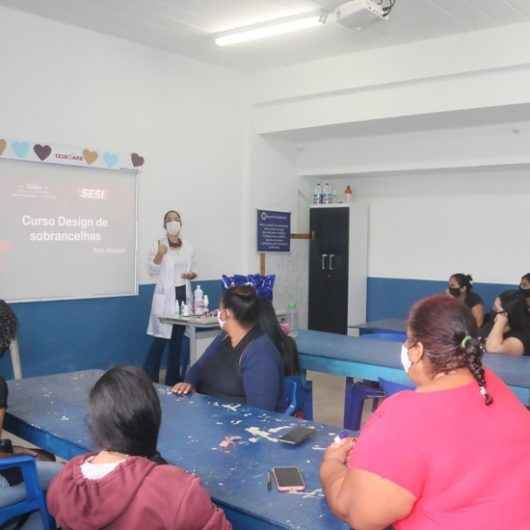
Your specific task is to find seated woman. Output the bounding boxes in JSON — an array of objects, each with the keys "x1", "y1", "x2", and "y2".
[
  {"x1": 447, "y1": 273, "x2": 484, "y2": 327},
  {"x1": 172, "y1": 286, "x2": 283, "y2": 411},
  {"x1": 321, "y1": 294, "x2": 530, "y2": 530},
  {"x1": 485, "y1": 289, "x2": 530, "y2": 356},
  {"x1": 0, "y1": 301, "x2": 62, "y2": 529},
  {"x1": 47, "y1": 366, "x2": 231, "y2": 530}
]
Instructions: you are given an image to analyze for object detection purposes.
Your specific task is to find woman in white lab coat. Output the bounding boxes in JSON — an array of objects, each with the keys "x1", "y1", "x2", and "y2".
[{"x1": 144, "y1": 210, "x2": 196, "y2": 386}]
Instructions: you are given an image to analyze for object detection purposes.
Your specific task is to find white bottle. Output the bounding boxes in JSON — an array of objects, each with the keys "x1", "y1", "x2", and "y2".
[
  {"x1": 194, "y1": 285, "x2": 204, "y2": 315},
  {"x1": 313, "y1": 183, "x2": 322, "y2": 205},
  {"x1": 287, "y1": 303, "x2": 298, "y2": 337},
  {"x1": 323, "y1": 183, "x2": 330, "y2": 204},
  {"x1": 182, "y1": 303, "x2": 191, "y2": 317},
  {"x1": 203, "y1": 295, "x2": 209, "y2": 314},
  {"x1": 180, "y1": 301, "x2": 186, "y2": 316},
  {"x1": 175, "y1": 298, "x2": 181, "y2": 316}
]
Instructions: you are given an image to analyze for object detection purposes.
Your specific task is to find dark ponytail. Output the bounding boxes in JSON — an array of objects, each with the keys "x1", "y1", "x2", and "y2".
[
  {"x1": 409, "y1": 295, "x2": 493, "y2": 406},
  {"x1": 256, "y1": 298, "x2": 300, "y2": 376}
]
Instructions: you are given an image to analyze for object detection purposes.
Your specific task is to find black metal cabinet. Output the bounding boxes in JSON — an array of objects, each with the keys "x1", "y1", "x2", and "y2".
[{"x1": 308, "y1": 207, "x2": 349, "y2": 334}]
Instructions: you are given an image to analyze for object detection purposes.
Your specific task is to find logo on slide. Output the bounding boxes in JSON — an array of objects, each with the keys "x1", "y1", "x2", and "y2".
[
  {"x1": 103, "y1": 152, "x2": 119, "y2": 168},
  {"x1": 11, "y1": 141, "x2": 30, "y2": 159},
  {"x1": 131, "y1": 153, "x2": 144, "y2": 168},
  {"x1": 33, "y1": 144, "x2": 52, "y2": 161},
  {"x1": 0, "y1": 139, "x2": 6, "y2": 156},
  {"x1": 83, "y1": 149, "x2": 98, "y2": 165},
  {"x1": 261, "y1": 212, "x2": 268, "y2": 222}
]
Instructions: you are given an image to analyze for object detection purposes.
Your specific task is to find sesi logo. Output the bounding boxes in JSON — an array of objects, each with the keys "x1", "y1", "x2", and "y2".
[{"x1": 80, "y1": 188, "x2": 107, "y2": 200}]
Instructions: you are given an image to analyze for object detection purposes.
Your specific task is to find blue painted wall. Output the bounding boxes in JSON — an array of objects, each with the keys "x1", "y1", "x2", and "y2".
[
  {"x1": 367, "y1": 277, "x2": 517, "y2": 321},
  {"x1": 1, "y1": 280, "x2": 223, "y2": 380}
]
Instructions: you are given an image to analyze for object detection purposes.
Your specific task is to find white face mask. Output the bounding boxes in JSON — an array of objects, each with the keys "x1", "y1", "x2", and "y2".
[
  {"x1": 217, "y1": 311, "x2": 226, "y2": 330},
  {"x1": 166, "y1": 220, "x2": 181, "y2": 236},
  {"x1": 401, "y1": 344, "x2": 412, "y2": 373}
]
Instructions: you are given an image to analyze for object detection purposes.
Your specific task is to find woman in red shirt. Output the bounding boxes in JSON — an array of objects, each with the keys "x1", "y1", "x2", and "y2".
[
  {"x1": 321, "y1": 294, "x2": 530, "y2": 530},
  {"x1": 47, "y1": 366, "x2": 231, "y2": 530}
]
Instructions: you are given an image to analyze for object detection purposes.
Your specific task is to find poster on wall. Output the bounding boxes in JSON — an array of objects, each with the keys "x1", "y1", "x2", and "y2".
[{"x1": 257, "y1": 209, "x2": 291, "y2": 252}]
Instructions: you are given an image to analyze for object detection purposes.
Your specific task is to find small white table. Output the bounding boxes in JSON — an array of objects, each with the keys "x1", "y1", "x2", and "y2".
[{"x1": 158, "y1": 315, "x2": 219, "y2": 364}]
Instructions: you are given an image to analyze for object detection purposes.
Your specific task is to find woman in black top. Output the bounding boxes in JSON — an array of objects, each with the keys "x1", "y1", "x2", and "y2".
[
  {"x1": 448, "y1": 273, "x2": 484, "y2": 327},
  {"x1": 172, "y1": 286, "x2": 284, "y2": 411},
  {"x1": 486, "y1": 290, "x2": 530, "y2": 356}
]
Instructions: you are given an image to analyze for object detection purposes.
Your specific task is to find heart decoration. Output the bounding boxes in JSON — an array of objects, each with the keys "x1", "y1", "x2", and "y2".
[
  {"x1": 12, "y1": 141, "x2": 30, "y2": 159},
  {"x1": 103, "y1": 152, "x2": 119, "y2": 168},
  {"x1": 83, "y1": 149, "x2": 98, "y2": 165},
  {"x1": 131, "y1": 153, "x2": 144, "y2": 168},
  {"x1": 33, "y1": 144, "x2": 52, "y2": 161},
  {"x1": 0, "y1": 139, "x2": 6, "y2": 156}
]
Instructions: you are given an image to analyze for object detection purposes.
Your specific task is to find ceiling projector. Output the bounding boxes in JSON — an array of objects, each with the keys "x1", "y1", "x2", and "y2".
[{"x1": 333, "y1": 0, "x2": 390, "y2": 29}]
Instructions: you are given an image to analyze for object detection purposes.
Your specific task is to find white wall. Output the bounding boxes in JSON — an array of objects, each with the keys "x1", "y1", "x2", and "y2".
[
  {"x1": 242, "y1": 135, "x2": 312, "y2": 325},
  {"x1": 296, "y1": 121, "x2": 530, "y2": 176},
  {"x1": 0, "y1": 6, "x2": 249, "y2": 285},
  {"x1": 251, "y1": 22, "x2": 530, "y2": 134},
  {"x1": 301, "y1": 166, "x2": 530, "y2": 285}
]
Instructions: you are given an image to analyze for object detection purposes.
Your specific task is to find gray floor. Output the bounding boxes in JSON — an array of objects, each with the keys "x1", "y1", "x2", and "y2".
[{"x1": 307, "y1": 371, "x2": 345, "y2": 427}]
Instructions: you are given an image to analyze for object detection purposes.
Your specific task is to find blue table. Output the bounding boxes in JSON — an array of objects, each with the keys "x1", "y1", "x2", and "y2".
[
  {"x1": 351, "y1": 318, "x2": 406, "y2": 337},
  {"x1": 5, "y1": 370, "x2": 349, "y2": 530},
  {"x1": 296, "y1": 330, "x2": 530, "y2": 405}
]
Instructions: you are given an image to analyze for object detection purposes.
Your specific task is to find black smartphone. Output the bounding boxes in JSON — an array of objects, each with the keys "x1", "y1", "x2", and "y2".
[
  {"x1": 272, "y1": 466, "x2": 305, "y2": 492},
  {"x1": 278, "y1": 425, "x2": 316, "y2": 445}
]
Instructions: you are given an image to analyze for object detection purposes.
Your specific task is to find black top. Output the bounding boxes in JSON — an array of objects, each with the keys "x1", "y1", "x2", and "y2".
[
  {"x1": 504, "y1": 331, "x2": 530, "y2": 356},
  {"x1": 194, "y1": 328, "x2": 261, "y2": 402},
  {"x1": 186, "y1": 327, "x2": 284, "y2": 411},
  {"x1": 0, "y1": 377, "x2": 7, "y2": 409},
  {"x1": 464, "y1": 291, "x2": 484, "y2": 310}
]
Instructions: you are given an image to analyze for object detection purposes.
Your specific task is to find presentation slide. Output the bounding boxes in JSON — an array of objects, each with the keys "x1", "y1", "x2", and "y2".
[{"x1": 0, "y1": 159, "x2": 137, "y2": 302}]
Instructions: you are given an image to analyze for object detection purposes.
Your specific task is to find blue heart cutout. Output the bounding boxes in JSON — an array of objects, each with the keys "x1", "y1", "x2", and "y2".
[
  {"x1": 103, "y1": 152, "x2": 119, "y2": 168},
  {"x1": 12, "y1": 141, "x2": 30, "y2": 158}
]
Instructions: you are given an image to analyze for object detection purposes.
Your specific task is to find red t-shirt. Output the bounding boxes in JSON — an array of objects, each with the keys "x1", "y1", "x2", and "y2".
[{"x1": 348, "y1": 369, "x2": 530, "y2": 530}]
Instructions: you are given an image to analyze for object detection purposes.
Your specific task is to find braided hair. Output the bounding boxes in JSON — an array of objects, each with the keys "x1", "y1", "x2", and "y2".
[
  {"x1": 0, "y1": 300, "x2": 17, "y2": 355},
  {"x1": 408, "y1": 294, "x2": 493, "y2": 406}
]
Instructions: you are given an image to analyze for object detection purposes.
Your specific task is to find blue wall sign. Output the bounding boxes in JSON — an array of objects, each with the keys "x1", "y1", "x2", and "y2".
[{"x1": 257, "y1": 210, "x2": 291, "y2": 252}]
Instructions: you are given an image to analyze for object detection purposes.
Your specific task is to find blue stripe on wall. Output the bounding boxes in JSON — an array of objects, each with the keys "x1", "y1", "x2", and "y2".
[
  {"x1": 1, "y1": 280, "x2": 223, "y2": 380},
  {"x1": 367, "y1": 277, "x2": 517, "y2": 321}
]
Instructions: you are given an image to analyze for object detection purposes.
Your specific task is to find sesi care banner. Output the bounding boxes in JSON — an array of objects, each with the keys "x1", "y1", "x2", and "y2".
[
  {"x1": 257, "y1": 209, "x2": 291, "y2": 252},
  {"x1": 0, "y1": 136, "x2": 145, "y2": 171}
]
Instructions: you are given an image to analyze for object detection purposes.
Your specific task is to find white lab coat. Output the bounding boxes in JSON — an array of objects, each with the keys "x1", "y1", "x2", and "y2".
[{"x1": 146, "y1": 237, "x2": 195, "y2": 339}]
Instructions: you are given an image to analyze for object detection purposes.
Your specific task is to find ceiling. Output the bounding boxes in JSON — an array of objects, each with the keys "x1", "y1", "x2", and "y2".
[{"x1": 2, "y1": 0, "x2": 530, "y2": 71}]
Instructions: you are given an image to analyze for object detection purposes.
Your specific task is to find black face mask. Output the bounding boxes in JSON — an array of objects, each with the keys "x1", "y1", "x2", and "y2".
[{"x1": 448, "y1": 287, "x2": 461, "y2": 298}]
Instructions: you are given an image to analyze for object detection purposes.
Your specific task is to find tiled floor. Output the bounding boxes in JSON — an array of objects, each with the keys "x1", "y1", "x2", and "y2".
[{"x1": 307, "y1": 371, "x2": 345, "y2": 427}]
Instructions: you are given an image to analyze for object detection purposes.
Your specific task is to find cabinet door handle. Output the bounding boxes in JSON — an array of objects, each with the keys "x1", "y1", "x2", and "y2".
[
  {"x1": 329, "y1": 254, "x2": 335, "y2": 271},
  {"x1": 321, "y1": 254, "x2": 328, "y2": 270}
]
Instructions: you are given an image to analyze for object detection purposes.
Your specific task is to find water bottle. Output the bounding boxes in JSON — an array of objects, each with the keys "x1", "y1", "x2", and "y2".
[
  {"x1": 323, "y1": 183, "x2": 330, "y2": 204},
  {"x1": 203, "y1": 294, "x2": 209, "y2": 314},
  {"x1": 313, "y1": 183, "x2": 322, "y2": 205},
  {"x1": 287, "y1": 303, "x2": 298, "y2": 337},
  {"x1": 194, "y1": 285, "x2": 204, "y2": 315}
]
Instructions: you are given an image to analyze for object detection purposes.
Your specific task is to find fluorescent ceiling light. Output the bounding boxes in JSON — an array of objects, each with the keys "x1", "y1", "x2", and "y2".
[{"x1": 215, "y1": 16, "x2": 322, "y2": 47}]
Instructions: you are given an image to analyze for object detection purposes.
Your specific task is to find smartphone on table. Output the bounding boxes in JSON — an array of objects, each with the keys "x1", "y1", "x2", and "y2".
[
  {"x1": 278, "y1": 426, "x2": 316, "y2": 445},
  {"x1": 271, "y1": 466, "x2": 305, "y2": 492}
]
